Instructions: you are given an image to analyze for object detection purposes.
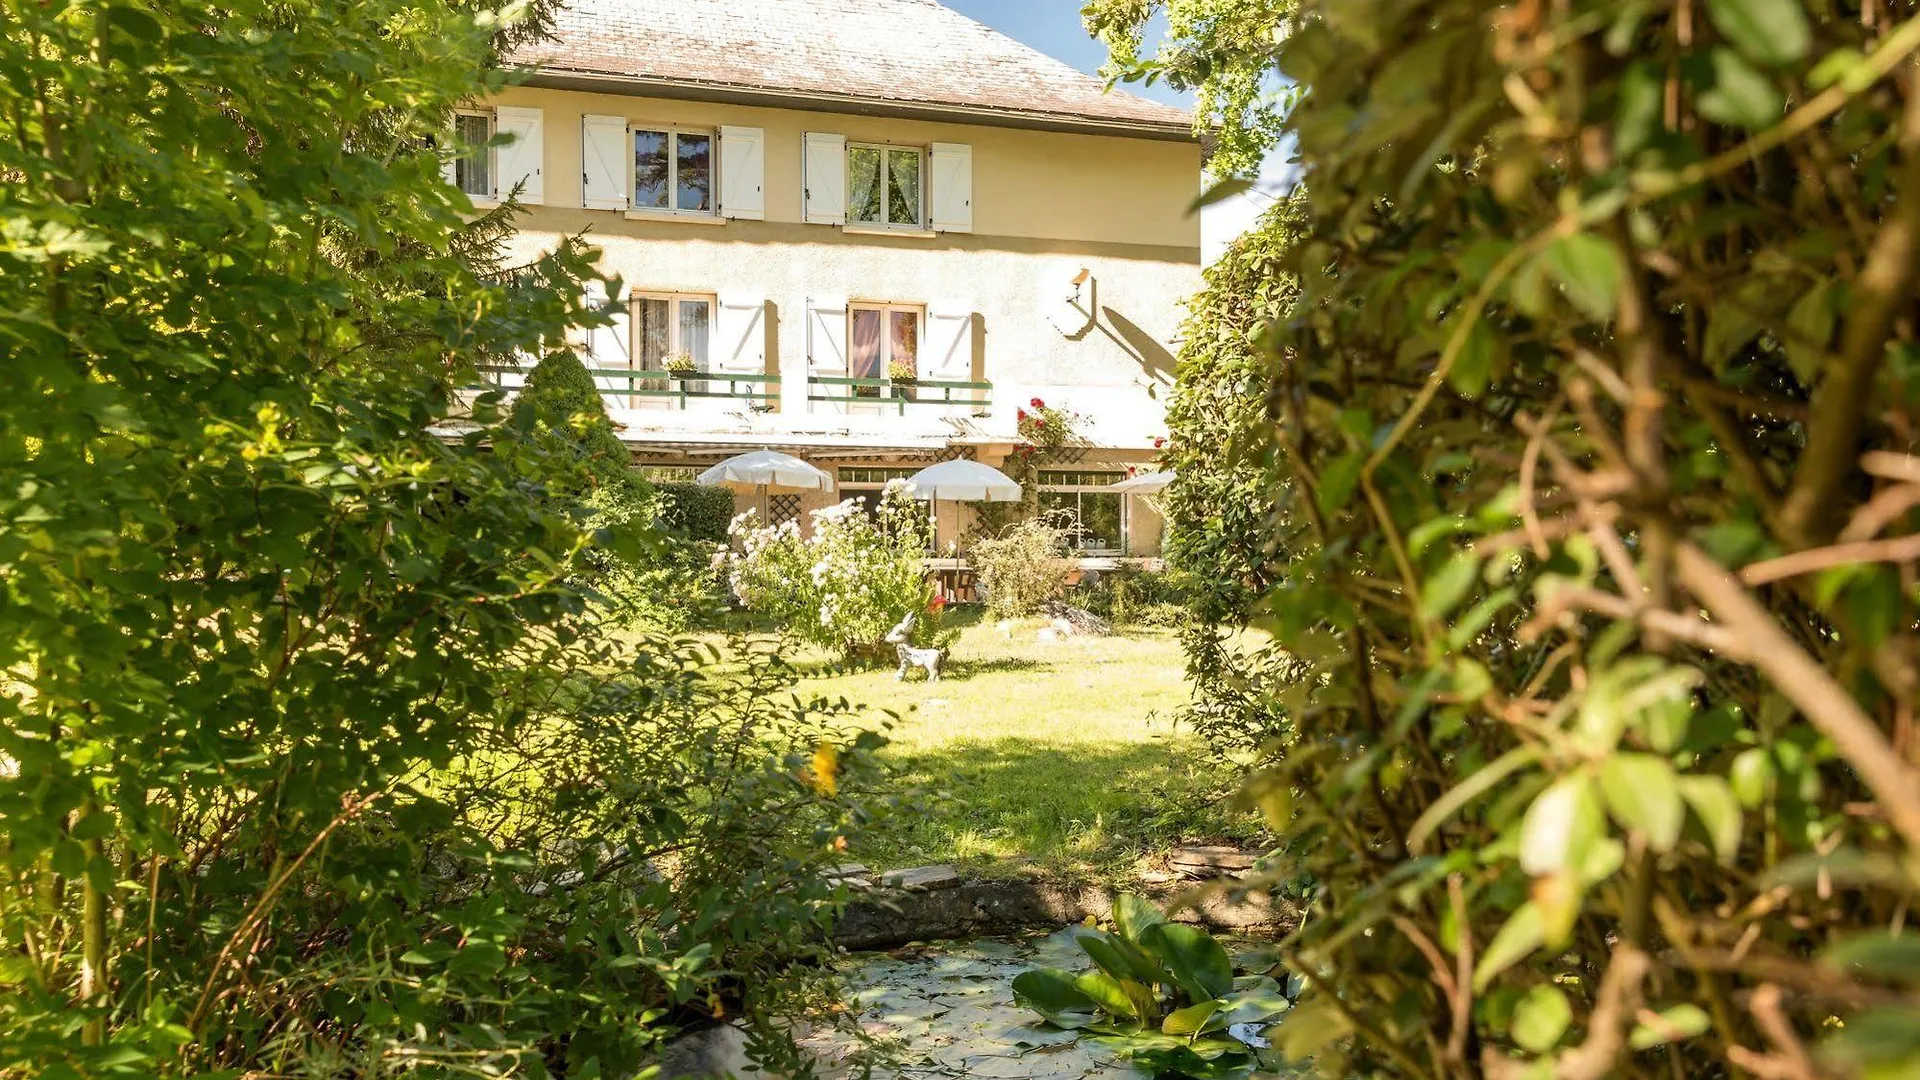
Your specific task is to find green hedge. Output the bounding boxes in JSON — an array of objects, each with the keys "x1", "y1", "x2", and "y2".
[{"x1": 654, "y1": 482, "x2": 735, "y2": 542}]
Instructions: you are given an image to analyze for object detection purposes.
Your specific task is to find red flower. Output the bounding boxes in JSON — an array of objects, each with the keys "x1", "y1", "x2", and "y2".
[
  {"x1": 930, "y1": 595, "x2": 948, "y2": 611},
  {"x1": 1153, "y1": 436, "x2": 1166, "y2": 449},
  {"x1": 1029, "y1": 397, "x2": 1045, "y2": 409},
  {"x1": 1016, "y1": 408, "x2": 1029, "y2": 421}
]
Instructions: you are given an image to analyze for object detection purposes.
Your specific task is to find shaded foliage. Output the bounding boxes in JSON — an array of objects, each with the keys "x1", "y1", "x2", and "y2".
[{"x1": 1105, "y1": 0, "x2": 1920, "y2": 1077}]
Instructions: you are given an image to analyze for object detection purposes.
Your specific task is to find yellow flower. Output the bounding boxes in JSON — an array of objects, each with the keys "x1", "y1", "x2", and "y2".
[{"x1": 808, "y1": 742, "x2": 840, "y2": 799}]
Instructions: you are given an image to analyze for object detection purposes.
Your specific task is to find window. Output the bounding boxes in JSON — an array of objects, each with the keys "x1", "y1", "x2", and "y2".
[
  {"x1": 1039, "y1": 470, "x2": 1128, "y2": 554},
  {"x1": 848, "y1": 303, "x2": 921, "y2": 397},
  {"x1": 631, "y1": 293, "x2": 713, "y2": 378},
  {"x1": 452, "y1": 111, "x2": 494, "y2": 199},
  {"x1": 839, "y1": 468, "x2": 934, "y2": 549},
  {"x1": 633, "y1": 128, "x2": 714, "y2": 214},
  {"x1": 848, "y1": 144, "x2": 924, "y2": 228},
  {"x1": 637, "y1": 465, "x2": 700, "y2": 483}
]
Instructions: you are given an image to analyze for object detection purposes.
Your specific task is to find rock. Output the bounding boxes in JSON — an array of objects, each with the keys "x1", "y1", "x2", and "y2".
[
  {"x1": 1036, "y1": 628, "x2": 1059, "y2": 643},
  {"x1": 1050, "y1": 617, "x2": 1076, "y2": 637},
  {"x1": 658, "y1": 1022, "x2": 753, "y2": 1079},
  {"x1": 1168, "y1": 845, "x2": 1260, "y2": 878},
  {"x1": 1043, "y1": 601, "x2": 1111, "y2": 636},
  {"x1": 879, "y1": 864, "x2": 962, "y2": 892}
]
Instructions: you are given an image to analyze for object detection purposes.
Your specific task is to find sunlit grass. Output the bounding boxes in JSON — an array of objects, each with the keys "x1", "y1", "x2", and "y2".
[{"x1": 787, "y1": 612, "x2": 1258, "y2": 883}]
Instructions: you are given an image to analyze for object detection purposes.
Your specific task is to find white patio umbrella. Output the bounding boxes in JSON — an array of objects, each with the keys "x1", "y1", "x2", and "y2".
[
  {"x1": 698, "y1": 449, "x2": 834, "y2": 522},
  {"x1": 1109, "y1": 470, "x2": 1175, "y2": 494},
  {"x1": 903, "y1": 459, "x2": 1022, "y2": 503}
]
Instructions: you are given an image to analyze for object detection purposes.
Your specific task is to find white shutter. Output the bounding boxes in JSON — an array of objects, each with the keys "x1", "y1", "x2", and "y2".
[
  {"x1": 718, "y1": 126, "x2": 765, "y2": 221},
  {"x1": 582, "y1": 115, "x2": 628, "y2": 211},
  {"x1": 715, "y1": 293, "x2": 766, "y2": 374},
  {"x1": 924, "y1": 304, "x2": 974, "y2": 381},
  {"x1": 494, "y1": 106, "x2": 544, "y2": 204},
  {"x1": 438, "y1": 132, "x2": 458, "y2": 187},
  {"x1": 802, "y1": 132, "x2": 846, "y2": 225},
  {"x1": 807, "y1": 296, "x2": 849, "y2": 414},
  {"x1": 929, "y1": 142, "x2": 973, "y2": 233},
  {"x1": 582, "y1": 283, "x2": 632, "y2": 401}
]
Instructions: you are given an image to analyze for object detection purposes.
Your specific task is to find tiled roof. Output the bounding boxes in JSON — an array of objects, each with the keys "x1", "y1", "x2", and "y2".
[{"x1": 511, "y1": 0, "x2": 1194, "y2": 135}]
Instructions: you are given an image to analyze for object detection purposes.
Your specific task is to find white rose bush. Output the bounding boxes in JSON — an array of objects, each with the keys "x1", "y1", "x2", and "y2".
[{"x1": 729, "y1": 481, "x2": 934, "y2": 660}]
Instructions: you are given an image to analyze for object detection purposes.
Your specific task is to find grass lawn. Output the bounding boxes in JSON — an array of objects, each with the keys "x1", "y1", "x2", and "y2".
[{"x1": 789, "y1": 612, "x2": 1255, "y2": 883}]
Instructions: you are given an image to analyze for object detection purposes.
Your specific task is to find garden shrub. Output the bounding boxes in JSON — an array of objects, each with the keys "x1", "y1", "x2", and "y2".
[
  {"x1": 971, "y1": 516, "x2": 1075, "y2": 617},
  {"x1": 657, "y1": 481, "x2": 738, "y2": 543},
  {"x1": 1094, "y1": 0, "x2": 1920, "y2": 1077},
  {"x1": 728, "y1": 483, "x2": 936, "y2": 660},
  {"x1": 1077, "y1": 566, "x2": 1192, "y2": 628},
  {"x1": 0, "y1": 3, "x2": 889, "y2": 1076}
]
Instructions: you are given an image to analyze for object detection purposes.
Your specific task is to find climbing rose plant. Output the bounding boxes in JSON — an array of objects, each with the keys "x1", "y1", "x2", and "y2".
[{"x1": 1096, "y1": 0, "x2": 1920, "y2": 1077}]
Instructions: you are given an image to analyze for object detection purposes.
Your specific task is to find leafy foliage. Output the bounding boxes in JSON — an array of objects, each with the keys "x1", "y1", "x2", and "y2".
[
  {"x1": 1105, "y1": 0, "x2": 1920, "y2": 1077},
  {"x1": 970, "y1": 516, "x2": 1076, "y2": 618},
  {"x1": 728, "y1": 485, "x2": 937, "y2": 659},
  {"x1": 972, "y1": 398, "x2": 1091, "y2": 535},
  {"x1": 0, "y1": 1, "x2": 886, "y2": 1076},
  {"x1": 657, "y1": 482, "x2": 739, "y2": 544},
  {"x1": 1013, "y1": 896, "x2": 1297, "y2": 1077}
]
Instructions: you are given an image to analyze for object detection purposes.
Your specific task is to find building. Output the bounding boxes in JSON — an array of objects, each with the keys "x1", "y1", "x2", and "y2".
[{"x1": 460, "y1": 0, "x2": 1201, "y2": 556}]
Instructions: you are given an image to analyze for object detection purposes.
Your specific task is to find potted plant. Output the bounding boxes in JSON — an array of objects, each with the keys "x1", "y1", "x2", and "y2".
[
  {"x1": 887, "y1": 357, "x2": 917, "y2": 401},
  {"x1": 661, "y1": 350, "x2": 697, "y2": 376}
]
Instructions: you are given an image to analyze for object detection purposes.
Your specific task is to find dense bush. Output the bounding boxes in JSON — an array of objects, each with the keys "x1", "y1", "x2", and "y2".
[
  {"x1": 971, "y1": 516, "x2": 1076, "y2": 617},
  {"x1": 728, "y1": 484, "x2": 937, "y2": 659},
  {"x1": 657, "y1": 481, "x2": 739, "y2": 543},
  {"x1": 0, "y1": 3, "x2": 888, "y2": 1076},
  {"x1": 1077, "y1": 566, "x2": 1192, "y2": 628},
  {"x1": 1097, "y1": 0, "x2": 1920, "y2": 1078}
]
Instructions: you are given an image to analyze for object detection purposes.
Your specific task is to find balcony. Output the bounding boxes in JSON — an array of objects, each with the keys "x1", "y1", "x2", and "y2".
[
  {"x1": 477, "y1": 364, "x2": 780, "y2": 411},
  {"x1": 807, "y1": 375, "x2": 992, "y2": 417}
]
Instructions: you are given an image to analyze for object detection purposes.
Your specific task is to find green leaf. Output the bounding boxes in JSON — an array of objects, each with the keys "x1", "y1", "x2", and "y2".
[
  {"x1": 1140, "y1": 923, "x2": 1236, "y2": 1002},
  {"x1": 1628, "y1": 1004, "x2": 1712, "y2": 1049},
  {"x1": 1113, "y1": 893, "x2": 1169, "y2": 949},
  {"x1": 1542, "y1": 233, "x2": 1622, "y2": 320},
  {"x1": 1705, "y1": 0, "x2": 1810, "y2": 65},
  {"x1": 1075, "y1": 926, "x2": 1170, "y2": 986},
  {"x1": 1824, "y1": 932, "x2": 1920, "y2": 984},
  {"x1": 1220, "y1": 985, "x2": 1294, "y2": 1026},
  {"x1": 1677, "y1": 774, "x2": 1743, "y2": 863},
  {"x1": 1421, "y1": 550, "x2": 1483, "y2": 621},
  {"x1": 1409, "y1": 743, "x2": 1544, "y2": 851},
  {"x1": 1074, "y1": 970, "x2": 1153, "y2": 1021},
  {"x1": 1784, "y1": 282, "x2": 1836, "y2": 383},
  {"x1": 1600, "y1": 754, "x2": 1684, "y2": 852},
  {"x1": 1697, "y1": 48, "x2": 1784, "y2": 130},
  {"x1": 1012, "y1": 968, "x2": 1100, "y2": 1028},
  {"x1": 1730, "y1": 747, "x2": 1773, "y2": 808},
  {"x1": 1615, "y1": 61, "x2": 1666, "y2": 158},
  {"x1": 1448, "y1": 318, "x2": 1495, "y2": 399},
  {"x1": 1474, "y1": 903, "x2": 1545, "y2": 991},
  {"x1": 1316, "y1": 450, "x2": 1367, "y2": 516},
  {"x1": 1519, "y1": 774, "x2": 1604, "y2": 875},
  {"x1": 1164, "y1": 999, "x2": 1226, "y2": 1036},
  {"x1": 1189, "y1": 177, "x2": 1254, "y2": 213},
  {"x1": 1511, "y1": 985, "x2": 1572, "y2": 1053}
]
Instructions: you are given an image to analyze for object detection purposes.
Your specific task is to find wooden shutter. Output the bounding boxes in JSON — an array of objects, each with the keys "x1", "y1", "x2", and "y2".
[
  {"x1": 582, "y1": 283, "x2": 632, "y2": 403},
  {"x1": 807, "y1": 296, "x2": 849, "y2": 414},
  {"x1": 494, "y1": 106, "x2": 544, "y2": 204},
  {"x1": 581, "y1": 115, "x2": 628, "y2": 211},
  {"x1": 923, "y1": 304, "x2": 974, "y2": 382},
  {"x1": 929, "y1": 142, "x2": 973, "y2": 233},
  {"x1": 802, "y1": 133, "x2": 846, "y2": 225},
  {"x1": 715, "y1": 293, "x2": 766, "y2": 374},
  {"x1": 718, "y1": 126, "x2": 765, "y2": 221}
]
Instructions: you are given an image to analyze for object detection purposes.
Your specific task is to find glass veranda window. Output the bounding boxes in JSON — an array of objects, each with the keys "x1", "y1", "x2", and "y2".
[
  {"x1": 452, "y1": 112, "x2": 493, "y2": 198},
  {"x1": 633, "y1": 129, "x2": 713, "y2": 213},
  {"x1": 848, "y1": 144, "x2": 923, "y2": 227},
  {"x1": 848, "y1": 304, "x2": 920, "y2": 398},
  {"x1": 1038, "y1": 471, "x2": 1128, "y2": 554}
]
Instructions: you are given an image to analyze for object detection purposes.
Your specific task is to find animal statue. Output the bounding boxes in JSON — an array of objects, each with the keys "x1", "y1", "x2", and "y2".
[{"x1": 884, "y1": 612, "x2": 945, "y2": 683}]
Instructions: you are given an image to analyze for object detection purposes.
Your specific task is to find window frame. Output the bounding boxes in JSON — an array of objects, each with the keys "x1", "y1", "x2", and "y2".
[
  {"x1": 846, "y1": 302, "x2": 924, "y2": 398},
  {"x1": 1037, "y1": 469, "x2": 1130, "y2": 555},
  {"x1": 630, "y1": 125, "x2": 718, "y2": 217},
  {"x1": 846, "y1": 142, "x2": 927, "y2": 230},
  {"x1": 628, "y1": 291, "x2": 717, "y2": 378},
  {"x1": 452, "y1": 109, "x2": 496, "y2": 201}
]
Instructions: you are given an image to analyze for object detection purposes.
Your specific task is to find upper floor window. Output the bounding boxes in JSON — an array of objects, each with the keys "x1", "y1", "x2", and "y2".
[
  {"x1": 633, "y1": 128, "x2": 714, "y2": 214},
  {"x1": 452, "y1": 111, "x2": 494, "y2": 199},
  {"x1": 633, "y1": 292, "x2": 713, "y2": 374},
  {"x1": 848, "y1": 144, "x2": 923, "y2": 229},
  {"x1": 849, "y1": 302, "x2": 921, "y2": 396}
]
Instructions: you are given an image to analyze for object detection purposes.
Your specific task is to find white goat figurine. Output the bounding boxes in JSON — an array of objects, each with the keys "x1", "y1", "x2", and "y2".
[{"x1": 885, "y1": 612, "x2": 945, "y2": 683}]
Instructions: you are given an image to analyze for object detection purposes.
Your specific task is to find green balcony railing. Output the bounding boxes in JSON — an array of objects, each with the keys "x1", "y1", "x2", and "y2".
[
  {"x1": 807, "y1": 375, "x2": 991, "y2": 417},
  {"x1": 477, "y1": 365, "x2": 780, "y2": 410}
]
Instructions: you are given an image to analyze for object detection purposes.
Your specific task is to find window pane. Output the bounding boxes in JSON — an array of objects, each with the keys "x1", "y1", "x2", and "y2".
[
  {"x1": 888, "y1": 310, "x2": 918, "y2": 379},
  {"x1": 887, "y1": 149, "x2": 921, "y2": 226},
  {"x1": 1079, "y1": 493, "x2": 1123, "y2": 551},
  {"x1": 675, "y1": 132, "x2": 712, "y2": 212},
  {"x1": 454, "y1": 114, "x2": 491, "y2": 197},
  {"x1": 633, "y1": 130, "x2": 669, "y2": 209},
  {"x1": 636, "y1": 298, "x2": 670, "y2": 369},
  {"x1": 848, "y1": 146, "x2": 882, "y2": 224},
  {"x1": 677, "y1": 300, "x2": 711, "y2": 371},
  {"x1": 849, "y1": 308, "x2": 884, "y2": 396}
]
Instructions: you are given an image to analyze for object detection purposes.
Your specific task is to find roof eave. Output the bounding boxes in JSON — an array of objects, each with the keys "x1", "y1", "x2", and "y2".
[{"x1": 517, "y1": 67, "x2": 1199, "y2": 142}]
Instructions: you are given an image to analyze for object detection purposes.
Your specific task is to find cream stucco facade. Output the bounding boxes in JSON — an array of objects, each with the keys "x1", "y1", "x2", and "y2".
[{"x1": 473, "y1": 82, "x2": 1200, "y2": 555}]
